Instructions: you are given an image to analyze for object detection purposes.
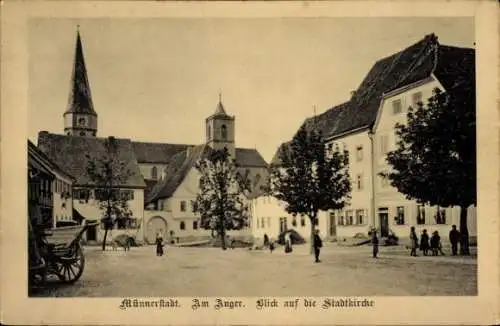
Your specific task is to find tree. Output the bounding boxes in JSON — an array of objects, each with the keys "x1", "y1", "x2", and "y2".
[
  {"x1": 86, "y1": 137, "x2": 133, "y2": 251},
  {"x1": 193, "y1": 148, "x2": 249, "y2": 250},
  {"x1": 384, "y1": 86, "x2": 476, "y2": 255},
  {"x1": 270, "y1": 124, "x2": 351, "y2": 255}
]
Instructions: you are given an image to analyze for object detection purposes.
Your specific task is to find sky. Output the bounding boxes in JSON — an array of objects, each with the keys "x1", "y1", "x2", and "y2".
[{"x1": 28, "y1": 17, "x2": 474, "y2": 162}]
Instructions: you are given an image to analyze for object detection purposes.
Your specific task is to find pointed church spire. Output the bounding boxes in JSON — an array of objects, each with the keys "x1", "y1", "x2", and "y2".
[
  {"x1": 214, "y1": 91, "x2": 228, "y2": 116},
  {"x1": 64, "y1": 27, "x2": 96, "y2": 116}
]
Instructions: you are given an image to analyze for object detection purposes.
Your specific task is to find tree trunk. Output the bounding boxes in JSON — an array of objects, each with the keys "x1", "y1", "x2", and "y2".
[
  {"x1": 459, "y1": 205, "x2": 470, "y2": 255},
  {"x1": 220, "y1": 228, "x2": 227, "y2": 250},
  {"x1": 102, "y1": 227, "x2": 109, "y2": 251}
]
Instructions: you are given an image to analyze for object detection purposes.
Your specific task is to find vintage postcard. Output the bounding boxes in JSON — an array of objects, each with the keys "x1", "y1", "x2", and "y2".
[{"x1": 1, "y1": 0, "x2": 499, "y2": 325}]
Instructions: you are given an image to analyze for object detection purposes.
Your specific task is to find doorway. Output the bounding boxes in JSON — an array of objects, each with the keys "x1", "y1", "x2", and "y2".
[
  {"x1": 279, "y1": 217, "x2": 287, "y2": 234},
  {"x1": 147, "y1": 216, "x2": 168, "y2": 244},
  {"x1": 86, "y1": 221, "x2": 97, "y2": 241},
  {"x1": 329, "y1": 212, "x2": 337, "y2": 237},
  {"x1": 378, "y1": 208, "x2": 389, "y2": 237}
]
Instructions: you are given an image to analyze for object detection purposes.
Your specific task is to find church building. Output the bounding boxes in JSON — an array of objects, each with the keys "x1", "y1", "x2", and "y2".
[{"x1": 36, "y1": 28, "x2": 268, "y2": 244}]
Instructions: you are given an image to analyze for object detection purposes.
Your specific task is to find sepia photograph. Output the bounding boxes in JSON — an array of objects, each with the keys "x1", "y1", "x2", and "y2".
[
  {"x1": 27, "y1": 16, "x2": 477, "y2": 297},
  {"x1": 1, "y1": 1, "x2": 499, "y2": 325}
]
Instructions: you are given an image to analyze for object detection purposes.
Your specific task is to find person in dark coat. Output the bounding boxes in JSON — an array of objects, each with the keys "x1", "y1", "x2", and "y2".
[
  {"x1": 313, "y1": 229, "x2": 323, "y2": 263},
  {"x1": 449, "y1": 225, "x2": 460, "y2": 256},
  {"x1": 419, "y1": 229, "x2": 430, "y2": 256},
  {"x1": 409, "y1": 227, "x2": 419, "y2": 257},
  {"x1": 155, "y1": 232, "x2": 164, "y2": 257},
  {"x1": 269, "y1": 239, "x2": 275, "y2": 253},
  {"x1": 371, "y1": 229, "x2": 379, "y2": 258},
  {"x1": 430, "y1": 231, "x2": 440, "y2": 256}
]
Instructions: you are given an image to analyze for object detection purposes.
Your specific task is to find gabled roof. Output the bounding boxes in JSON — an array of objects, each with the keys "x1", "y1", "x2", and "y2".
[
  {"x1": 272, "y1": 34, "x2": 475, "y2": 166},
  {"x1": 146, "y1": 144, "x2": 209, "y2": 203},
  {"x1": 64, "y1": 29, "x2": 97, "y2": 117},
  {"x1": 37, "y1": 131, "x2": 146, "y2": 188},
  {"x1": 146, "y1": 145, "x2": 269, "y2": 203},
  {"x1": 28, "y1": 139, "x2": 75, "y2": 181},
  {"x1": 235, "y1": 148, "x2": 268, "y2": 168},
  {"x1": 131, "y1": 141, "x2": 192, "y2": 164}
]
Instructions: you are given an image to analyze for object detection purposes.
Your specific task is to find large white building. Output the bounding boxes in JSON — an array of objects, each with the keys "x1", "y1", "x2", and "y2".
[{"x1": 254, "y1": 34, "x2": 477, "y2": 243}]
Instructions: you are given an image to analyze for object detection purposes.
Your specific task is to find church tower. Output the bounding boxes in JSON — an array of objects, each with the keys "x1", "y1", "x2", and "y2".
[
  {"x1": 205, "y1": 94, "x2": 235, "y2": 158},
  {"x1": 63, "y1": 27, "x2": 98, "y2": 137}
]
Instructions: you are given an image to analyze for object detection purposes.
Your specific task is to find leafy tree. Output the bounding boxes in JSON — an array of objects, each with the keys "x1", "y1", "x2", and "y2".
[
  {"x1": 193, "y1": 148, "x2": 249, "y2": 250},
  {"x1": 86, "y1": 137, "x2": 133, "y2": 251},
  {"x1": 270, "y1": 124, "x2": 351, "y2": 255},
  {"x1": 384, "y1": 86, "x2": 476, "y2": 255}
]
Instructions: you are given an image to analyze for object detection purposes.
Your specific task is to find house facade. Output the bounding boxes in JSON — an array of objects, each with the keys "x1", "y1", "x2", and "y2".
[{"x1": 264, "y1": 33, "x2": 477, "y2": 242}]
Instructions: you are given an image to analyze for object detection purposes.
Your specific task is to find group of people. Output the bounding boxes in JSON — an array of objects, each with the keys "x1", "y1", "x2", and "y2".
[
  {"x1": 409, "y1": 225, "x2": 462, "y2": 257},
  {"x1": 370, "y1": 224, "x2": 464, "y2": 258}
]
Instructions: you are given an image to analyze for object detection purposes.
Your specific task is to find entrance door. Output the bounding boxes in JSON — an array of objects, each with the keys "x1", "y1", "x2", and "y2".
[
  {"x1": 329, "y1": 212, "x2": 337, "y2": 236},
  {"x1": 378, "y1": 211, "x2": 389, "y2": 237},
  {"x1": 86, "y1": 221, "x2": 97, "y2": 241}
]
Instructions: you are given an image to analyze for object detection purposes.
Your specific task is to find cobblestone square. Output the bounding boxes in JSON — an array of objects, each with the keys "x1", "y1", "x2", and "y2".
[{"x1": 30, "y1": 243, "x2": 477, "y2": 297}]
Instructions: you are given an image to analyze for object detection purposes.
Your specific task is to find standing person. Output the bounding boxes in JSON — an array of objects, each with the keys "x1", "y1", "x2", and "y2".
[
  {"x1": 263, "y1": 234, "x2": 269, "y2": 248},
  {"x1": 430, "y1": 231, "x2": 439, "y2": 256},
  {"x1": 420, "y1": 229, "x2": 430, "y2": 256},
  {"x1": 371, "y1": 228, "x2": 379, "y2": 258},
  {"x1": 284, "y1": 232, "x2": 293, "y2": 253},
  {"x1": 155, "y1": 232, "x2": 164, "y2": 257},
  {"x1": 409, "y1": 227, "x2": 419, "y2": 257},
  {"x1": 269, "y1": 239, "x2": 275, "y2": 253},
  {"x1": 313, "y1": 229, "x2": 323, "y2": 263},
  {"x1": 449, "y1": 225, "x2": 460, "y2": 256}
]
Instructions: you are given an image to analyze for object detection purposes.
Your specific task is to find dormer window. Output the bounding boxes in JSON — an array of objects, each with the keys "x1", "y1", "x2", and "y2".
[{"x1": 392, "y1": 99, "x2": 402, "y2": 115}]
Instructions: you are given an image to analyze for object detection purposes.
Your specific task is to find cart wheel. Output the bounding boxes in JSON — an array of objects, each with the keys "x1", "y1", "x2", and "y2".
[{"x1": 56, "y1": 244, "x2": 85, "y2": 284}]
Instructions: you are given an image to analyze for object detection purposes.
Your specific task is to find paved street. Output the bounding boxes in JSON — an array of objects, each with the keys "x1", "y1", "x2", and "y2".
[{"x1": 30, "y1": 243, "x2": 477, "y2": 297}]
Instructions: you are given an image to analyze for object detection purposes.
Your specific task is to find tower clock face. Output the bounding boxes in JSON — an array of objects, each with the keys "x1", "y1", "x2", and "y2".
[{"x1": 78, "y1": 117, "x2": 86, "y2": 126}]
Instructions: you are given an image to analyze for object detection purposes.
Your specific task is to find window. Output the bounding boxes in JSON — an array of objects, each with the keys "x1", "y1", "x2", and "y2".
[
  {"x1": 207, "y1": 125, "x2": 211, "y2": 139},
  {"x1": 78, "y1": 117, "x2": 86, "y2": 125},
  {"x1": 435, "y1": 207, "x2": 446, "y2": 224},
  {"x1": 80, "y1": 131, "x2": 86, "y2": 136},
  {"x1": 193, "y1": 221, "x2": 198, "y2": 230},
  {"x1": 254, "y1": 174, "x2": 261, "y2": 187},
  {"x1": 395, "y1": 206, "x2": 405, "y2": 225},
  {"x1": 300, "y1": 216, "x2": 306, "y2": 227},
  {"x1": 191, "y1": 200, "x2": 198, "y2": 212},
  {"x1": 356, "y1": 174, "x2": 364, "y2": 191},
  {"x1": 356, "y1": 145, "x2": 363, "y2": 161},
  {"x1": 338, "y1": 213, "x2": 345, "y2": 226},
  {"x1": 392, "y1": 99, "x2": 402, "y2": 114},
  {"x1": 180, "y1": 201, "x2": 186, "y2": 212},
  {"x1": 417, "y1": 205, "x2": 426, "y2": 224},
  {"x1": 355, "y1": 209, "x2": 364, "y2": 225},
  {"x1": 327, "y1": 143, "x2": 333, "y2": 153},
  {"x1": 292, "y1": 216, "x2": 297, "y2": 227},
  {"x1": 267, "y1": 217, "x2": 271, "y2": 228},
  {"x1": 260, "y1": 217, "x2": 265, "y2": 228},
  {"x1": 180, "y1": 221, "x2": 186, "y2": 230},
  {"x1": 412, "y1": 92, "x2": 423, "y2": 107},
  {"x1": 379, "y1": 135, "x2": 388, "y2": 155},
  {"x1": 151, "y1": 166, "x2": 158, "y2": 180},
  {"x1": 256, "y1": 218, "x2": 259, "y2": 229},
  {"x1": 346, "y1": 210, "x2": 353, "y2": 225},
  {"x1": 221, "y1": 124, "x2": 227, "y2": 140}
]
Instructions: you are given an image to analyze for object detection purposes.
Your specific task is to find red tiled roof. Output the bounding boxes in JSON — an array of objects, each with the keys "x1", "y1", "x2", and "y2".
[{"x1": 37, "y1": 132, "x2": 146, "y2": 188}]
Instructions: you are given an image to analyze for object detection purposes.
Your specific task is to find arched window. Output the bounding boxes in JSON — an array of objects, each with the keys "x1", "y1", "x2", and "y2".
[
  {"x1": 221, "y1": 124, "x2": 227, "y2": 140},
  {"x1": 180, "y1": 221, "x2": 186, "y2": 230},
  {"x1": 151, "y1": 166, "x2": 158, "y2": 180},
  {"x1": 254, "y1": 174, "x2": 261, "y2": 187}
]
